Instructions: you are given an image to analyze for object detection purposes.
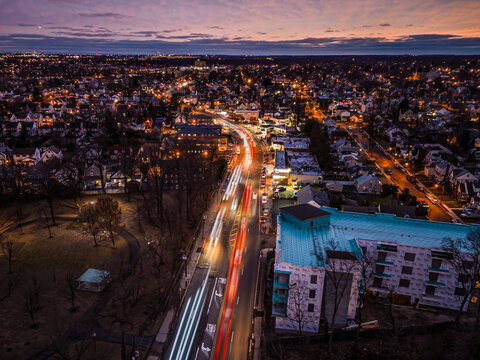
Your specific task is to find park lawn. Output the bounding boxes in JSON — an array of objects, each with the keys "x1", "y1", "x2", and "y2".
[{"x1": 0, "y1": 217, "x2": 129, "y2": 360}]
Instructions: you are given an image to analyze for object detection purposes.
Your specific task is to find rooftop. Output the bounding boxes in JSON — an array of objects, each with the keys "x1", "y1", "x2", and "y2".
[
  {"x1": 277, "y1": 205, "x2": 479, "y2": 268},
  {"x1": 281, "y1": 203, "x2": 331, "y2": 221}
]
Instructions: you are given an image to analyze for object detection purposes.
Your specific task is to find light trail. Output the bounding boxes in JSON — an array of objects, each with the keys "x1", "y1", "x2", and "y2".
[
  {"x1": 214, "y1": 184, "x2": 251, "y2": 360},
  {"x1": 223, "y1": 165, "x2": 242, "y2": 201}
]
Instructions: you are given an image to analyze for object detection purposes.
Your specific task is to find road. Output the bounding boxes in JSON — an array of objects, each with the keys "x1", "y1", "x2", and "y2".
[
  {"x1": 165, "y1": 116, "x2": 263, "y2": 360},
  {"x1": 344, "y1": 125, "x2": 452, "y2": 222}
]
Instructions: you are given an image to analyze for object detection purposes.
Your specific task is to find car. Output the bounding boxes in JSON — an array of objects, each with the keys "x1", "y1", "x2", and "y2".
[
  {"x1": 395, "y1": 163, "x2": 402, "y2": 169},
  {"x1": 292, "y1": 183, "x2": 299, "y2": 190},
  {"x1": 452, "y1": 219, "x2": 462, "y2": 224},
  {"x1": 252, "y1": 192, "x2": 257, "y2": 200},
  {"x1": 262, "y1": 208, "x2": 270, "y2": 216},
  {"x1": 418, "y1": 200, "x2": 429, "y2": 208},
  {"x1": 426, "y1": 194, "x2": 438, "y2": 205},
  {"x1": 415, "y1": 183, "x2": 425, "y2": 192},
  {"x1": 293, "y1": 191, "x2": 298, "y2": 198},
  {"x1": 385, "y1": 169, "x2": 393, "y2": 175},
  {"x1": 276, "y1": 186, "x2": 286, "y2": 192},
  {"x1": 261, "y1": 173, "x2": 266, "y2": 179},
  {"x1": 461, "y1": 212, "x2": 472, "y2": 218},
  {"x1": 261, "y1": 193, "x2": 268, "y2": 203}
]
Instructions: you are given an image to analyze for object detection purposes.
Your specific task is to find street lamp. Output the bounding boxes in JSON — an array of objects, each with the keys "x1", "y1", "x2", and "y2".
[
  {"x1": 202, "y1": 213, "x2": 207, "y2": 240},
  {"x1": 181, "y1": 250, "x2": 188, "y2": 278}
]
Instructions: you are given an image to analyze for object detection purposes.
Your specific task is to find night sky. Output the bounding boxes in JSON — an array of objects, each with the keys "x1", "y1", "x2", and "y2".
[{"x1": 1, "y1": 0, "x2": 480, "y2": 55}]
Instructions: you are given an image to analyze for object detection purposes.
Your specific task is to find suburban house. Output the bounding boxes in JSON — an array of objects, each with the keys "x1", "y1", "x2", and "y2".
[{"x1": 353, "y1": 174, "x2": 382, "y2": 194}]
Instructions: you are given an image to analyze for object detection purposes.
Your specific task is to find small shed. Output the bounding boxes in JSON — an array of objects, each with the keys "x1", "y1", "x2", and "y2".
[{"x1": 77, "y1": 268, "x2": 111, "y2": 292}]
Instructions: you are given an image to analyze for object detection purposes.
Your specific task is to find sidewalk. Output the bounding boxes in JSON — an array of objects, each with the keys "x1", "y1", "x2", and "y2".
[{"x1": 252, "y1": 248, "x2": 272, "y2": 360}]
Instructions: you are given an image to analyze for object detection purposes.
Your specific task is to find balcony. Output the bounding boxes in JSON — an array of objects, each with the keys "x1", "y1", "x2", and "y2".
[
  {"x1": 428, "y1": 267, "x2": 449, "y2": 274},
  {"x1": 273, "y1": 290, "x2": 288, "y2": 303},
  {"x1": 425, "y1": 280, "x2": 446, "y2": 287},
  {"x1": 373, "y1": 272, "x2": 392, "y2": 278},
  {"x1": 273, "y1": 277, "x2": 289, "y2": 289},
  {"x1": 376, "y1": 259, "x2": 394, "y2": 266},
  {"x1": 272, "y1": 305, "x2": 287, "y2": 317}
]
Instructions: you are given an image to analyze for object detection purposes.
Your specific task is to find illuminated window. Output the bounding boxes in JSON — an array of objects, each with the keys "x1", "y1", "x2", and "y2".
[{"x1": 471, "y1": 296, "x2": 478, "y2": 303}]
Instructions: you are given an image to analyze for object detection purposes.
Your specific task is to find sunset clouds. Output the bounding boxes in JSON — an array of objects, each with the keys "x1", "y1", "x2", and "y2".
[{"x1": 1, "y1": 0, "x2": 479, "y2": 54}]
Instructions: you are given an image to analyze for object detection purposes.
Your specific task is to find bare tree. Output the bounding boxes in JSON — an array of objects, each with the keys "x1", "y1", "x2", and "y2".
[
  {"x1": 80, "y1": 203, "x2": 101, "y2": 247},
  {"x1": 24, "y1": 280, "x2": 40, "y2": 328},
  {"x1": 443, "y1": 230, "x2": 480, "y2": 324},
  {"x1": 118, "y1": 148, "x2": 138, "y2": 202},
  {"x1": 286, "y1": 282, "x2": 308, "y2": 335},
  {"x1": 354, "y1": 248, "x2": 376, "y2": 348},
  {"x1": 64, "y1": 271, "x2": 79, "y2": 312},
  {"x1": 94, "y1": 196, "x2": 122, "y2": 248},
  {"x1": 316, "y1": 239, "x2": 359, "y2": 351},
  {"x1": 1, "y1": 238, "x2": 22, "y2": 274},
  {"x1": 42, "y1": 207, "x2": 53, "y2": 239}
]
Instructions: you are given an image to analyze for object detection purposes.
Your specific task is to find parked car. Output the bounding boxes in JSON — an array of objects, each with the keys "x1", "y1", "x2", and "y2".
[
  {"x1": 426, "y1": 194, "x2": 438, "y2": 205},
  {"x1": 293, "y1": 183, "x2": 299, "y2": 190},
  {"x1": 262, "y1": 193, "x2": 268, "y2": 203},
  {"x1": 385, "y1": 169, "x2": 393, "y2": 174},
  {"x1": 276, "y1": 186, "x2": 286, "y2": 192},
  {"x1": 415, "y1": 183, "x2": 425, "y2": 192}
]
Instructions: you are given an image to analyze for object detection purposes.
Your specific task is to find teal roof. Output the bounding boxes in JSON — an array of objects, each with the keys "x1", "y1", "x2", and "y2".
[
  {"x1": 277, "y1": 205, "x2": 479, "y2": 268},
  {"x1": 77, "y1": 268, "x2": 110, "y2": 283},
  {"x1": 323, "y1": 207, "x2": 478, "y2": 250}
]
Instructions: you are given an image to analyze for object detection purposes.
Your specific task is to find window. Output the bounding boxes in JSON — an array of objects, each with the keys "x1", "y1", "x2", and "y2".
[
  {"x1": 278, "y1": 289, "x2": 286, "y2": 297},
  {"x1": 310, "y1": 275, "x2": 317, "y2": 284},
  {"x1": 463, "y1": 260, "x2": 473, "y2": 270},
  {"x1": 309, "y1": 290, "x2": 316, "y2": 298},
  {"x1": 276, "y1": 302, "x2": 285, "y2": 310},
  {"x1": 431, "y1": 258, "x2": 442, "y2": 269},
  {"x1": 377, "y1": 251, "x2": 387, "y2": 261},
  {"x1": 401, "y1": 266, "x2": 413, "y2": 275},
  {"x1": 375, "y1": 265, "x2": 385, "y2": 274},
  {"x1": 425, "y1": 286, "x2": 436, "y2": 296},
  {"x1": 399, "y1": 279, "x2": 410, "y2": 288},
  {"x1": 307, "y1": 303, "x2": 315, "y2": 312},
  {"x1": 454, "y1": 287, "x2": 466, "y2": 296},
  {"x1": 458, "y1": 274, "x2": 469, "y2": 283},
  {"x1": 373, "y1": 277, "x2": 383, "y2": 288},
  {"x1": 428, "y1": 272, "x2": 439, "y2": 282},
  {"x1": 404, "y1": 252, "x2": 416, "y2": 262}
]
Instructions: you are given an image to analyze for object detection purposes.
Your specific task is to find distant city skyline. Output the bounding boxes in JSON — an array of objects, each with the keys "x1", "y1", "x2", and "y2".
[{"x1": 1, "y1": 0, "x2": 480, "y2": 55}]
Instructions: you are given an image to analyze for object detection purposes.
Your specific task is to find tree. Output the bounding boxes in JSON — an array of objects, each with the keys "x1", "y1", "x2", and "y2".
[
  {"x1": 95, "y1": 196, "x2": 122, "y2": 248},
  {"x1": 443, "y1": 230, "x2": 480, "y2": 324},
  {"x1": 381, "y1": 184, "x2": 399, "y2": 198},
  {"x1": 118, "y1": 149, "x2": 138, "y2": 201},
  {"x1": 354, "y1": 248, "x2": 375, "y2": 348},
  {"x1": 1, "y1": 239, "x2": 20, "y2": 274},
  {"x1": 42, "y1": 207, "x2": 53, "y2": 239},
  {"x1": 316, "y1": 240, "x2": 359, "y2": 351},
  {"x1": 286, "y1": 283, "x2": 309, "y2": 335},
  {"x1": 64, "y1": 271, "x2": 78, "y2": 312},
  {"x1": 80, "y1": 203, "x2": 101, "y2": 247},
  {"x1": 24, "y1": 276, "x2": 41, "y2": 328}
]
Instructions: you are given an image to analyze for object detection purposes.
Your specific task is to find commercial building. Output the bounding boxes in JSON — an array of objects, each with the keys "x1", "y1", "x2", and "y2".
[
  {"x1": 273, "y1": 204, "x2": 480, "y2": 333},
  {"x1": 273, "y1": 150, "x2": 323, "y2": 185}
]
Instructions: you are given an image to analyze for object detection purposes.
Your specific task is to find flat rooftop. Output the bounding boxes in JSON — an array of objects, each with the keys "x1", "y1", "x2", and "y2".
[{"x1": 277, "y1": 205, "x2": 479, "y2": 268}]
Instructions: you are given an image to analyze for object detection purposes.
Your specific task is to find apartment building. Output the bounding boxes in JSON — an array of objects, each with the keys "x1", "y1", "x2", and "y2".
[{"x1": 273, "y1": 204, "x2": 480, "y2": 333}]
